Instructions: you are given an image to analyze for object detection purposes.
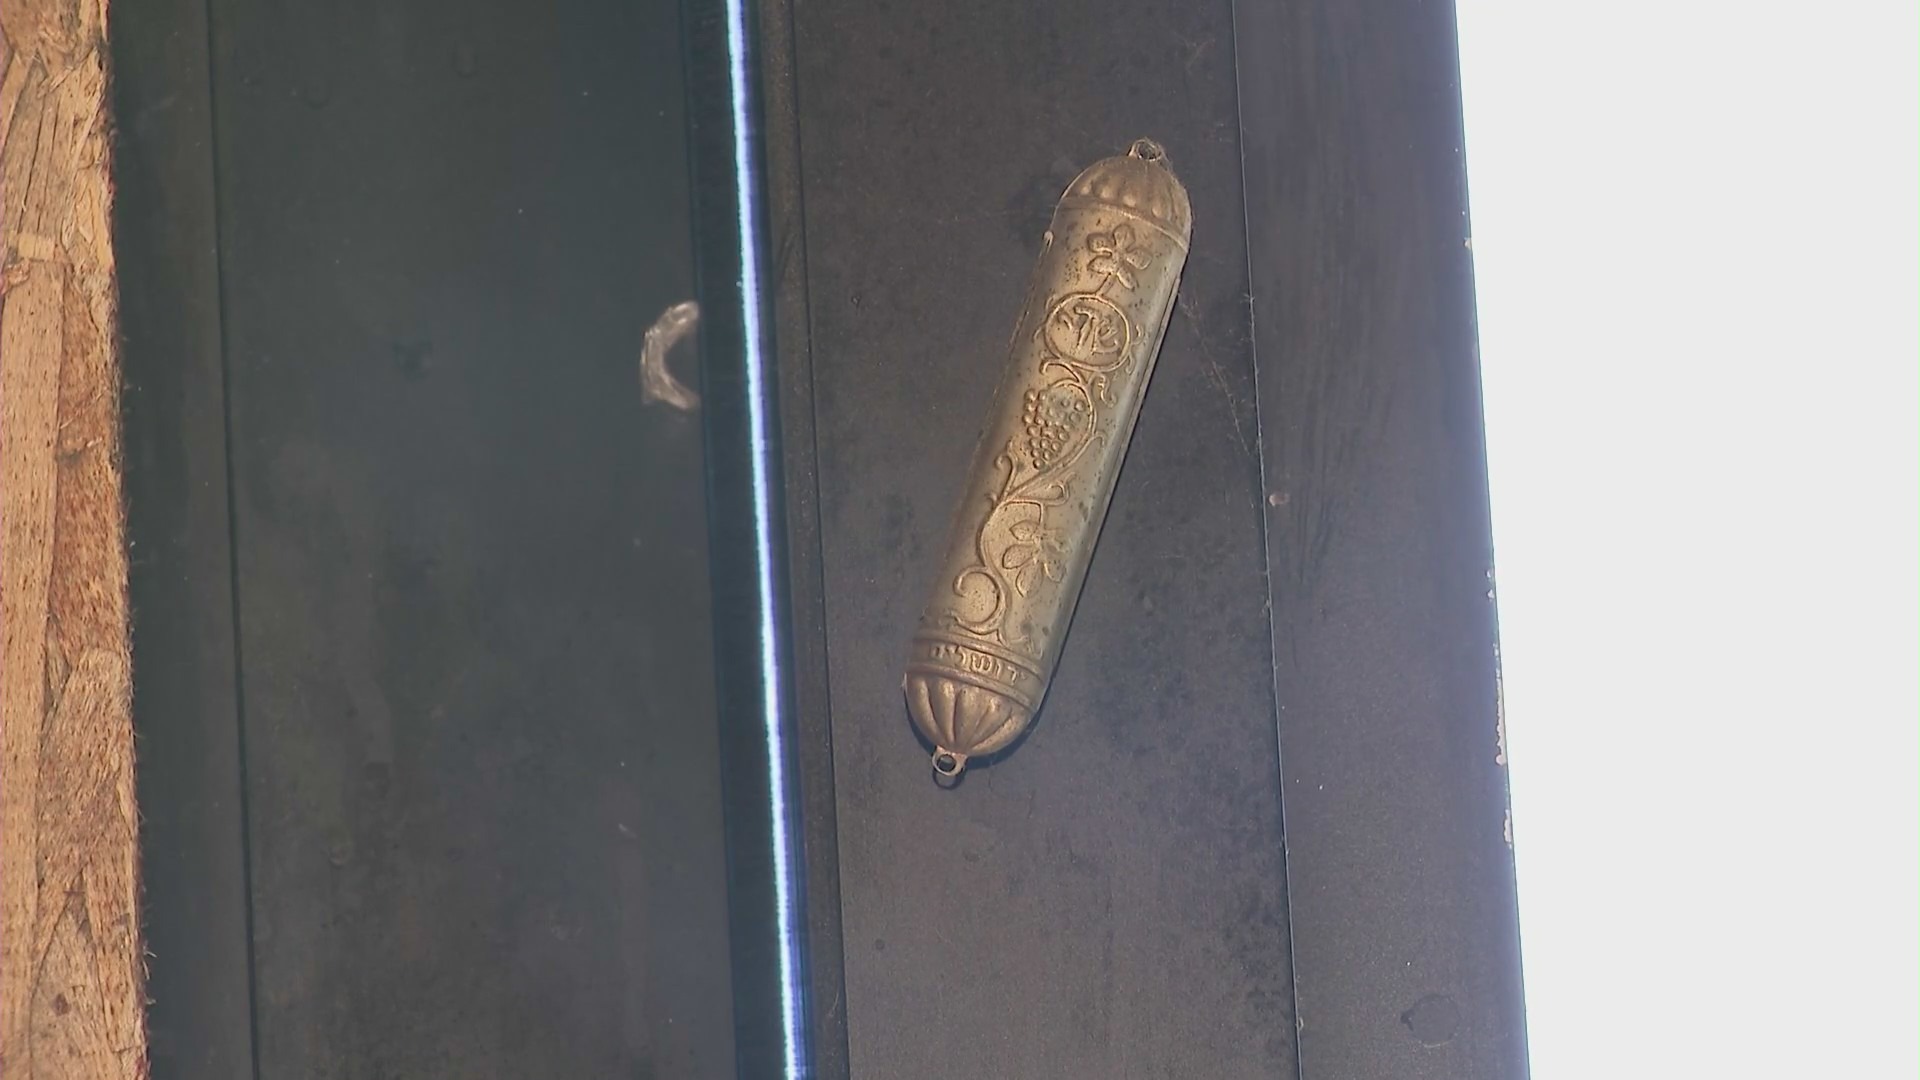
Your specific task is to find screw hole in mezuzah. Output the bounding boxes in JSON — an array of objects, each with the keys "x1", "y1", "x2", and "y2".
[
  {"x1": 1129, "y1": 137, "x2": 1166, "y2": 163},
  {"x1": 932, "y1": 751, "x2": 966, "y2": 787}
]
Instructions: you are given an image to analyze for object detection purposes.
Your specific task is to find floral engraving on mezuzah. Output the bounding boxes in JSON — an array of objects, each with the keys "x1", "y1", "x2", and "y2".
[{"x1": 943, "y1": 223, "x2": 1156, "y2": 653}]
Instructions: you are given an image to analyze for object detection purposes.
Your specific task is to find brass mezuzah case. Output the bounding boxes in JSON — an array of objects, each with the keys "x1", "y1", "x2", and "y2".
[{"x1": 904, "y1": 138, "x2": 1192, "y2": 781}]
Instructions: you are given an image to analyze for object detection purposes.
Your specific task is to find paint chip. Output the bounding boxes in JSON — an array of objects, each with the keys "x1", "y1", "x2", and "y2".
[{"x1": 641, "y1": 300, "x2": 701, "y2": 411}]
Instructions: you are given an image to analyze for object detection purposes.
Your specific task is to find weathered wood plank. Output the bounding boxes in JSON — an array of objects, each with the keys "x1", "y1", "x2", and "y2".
[{"x1": 0, "y1": 0, "x2": 145, "y2": 1075}]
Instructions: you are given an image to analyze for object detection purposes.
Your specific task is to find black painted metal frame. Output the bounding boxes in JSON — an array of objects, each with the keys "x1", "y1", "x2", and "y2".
[{"x1": 680, "y1": 0, "x2": 818, "y2": 1075}]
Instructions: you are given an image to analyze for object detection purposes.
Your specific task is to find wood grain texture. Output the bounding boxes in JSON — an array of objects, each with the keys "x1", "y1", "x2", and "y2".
[
  {"x1": 0, "y1": 0, "x2": 145, "y2": 1075},
  {"x1": 0, "y1": 0, "x2": 144, "y2": 1068}
]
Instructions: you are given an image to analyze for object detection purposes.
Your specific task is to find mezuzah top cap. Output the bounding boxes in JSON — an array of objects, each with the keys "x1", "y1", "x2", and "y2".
[{"x1": 1061, "y1": 138, "x2": 1192, "y2": 245}]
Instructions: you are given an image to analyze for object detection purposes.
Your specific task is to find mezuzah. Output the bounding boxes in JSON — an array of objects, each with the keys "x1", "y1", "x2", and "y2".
[{"x1": 904, "y1": 139, "x2": 1192, "y2": 782}]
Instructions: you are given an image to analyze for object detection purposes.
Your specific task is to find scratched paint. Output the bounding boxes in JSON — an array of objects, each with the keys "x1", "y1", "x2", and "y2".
[{"x1": 640, "y1": 300, "x2": 701, "y2": 411}]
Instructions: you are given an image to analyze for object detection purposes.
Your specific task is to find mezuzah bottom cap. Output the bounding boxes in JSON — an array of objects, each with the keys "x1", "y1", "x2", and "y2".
[{"x1": 902, "y1": 669, "x2": 1031, "y2": 782}]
